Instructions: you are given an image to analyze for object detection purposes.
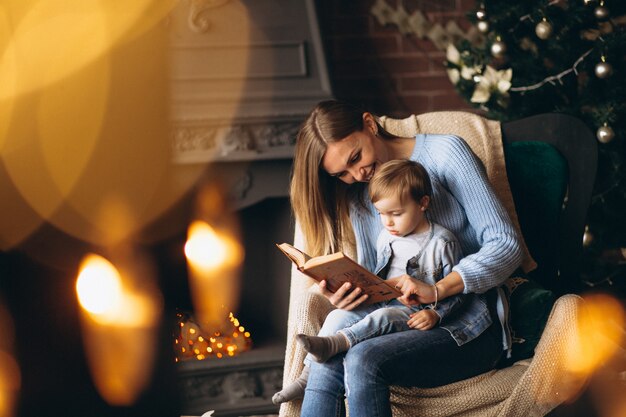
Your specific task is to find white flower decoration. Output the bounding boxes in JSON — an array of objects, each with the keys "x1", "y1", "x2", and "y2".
[
  {"x1": 461, "y1": 65, "x2": 481, "y2": 80},
  {"x1": 446, "y1": 44, "x2": 461, "y2": 84},
  {"x1": 470, "y1": 66, "x2": 512, "y2": 103},
  {"x1": 447, "y1": 68, "x2": 460, "y2": 84},
  {"x1": 446, "y1": 44, "x2": 460, "y2": 64},
  {"x1": 446, "y1": 43, "x2": 481, "y2": 83}
]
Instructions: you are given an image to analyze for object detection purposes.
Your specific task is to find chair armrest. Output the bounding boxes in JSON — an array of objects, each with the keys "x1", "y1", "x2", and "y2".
[{"x1": 498, "y1": 294, "x2": 588, "y2": 416}]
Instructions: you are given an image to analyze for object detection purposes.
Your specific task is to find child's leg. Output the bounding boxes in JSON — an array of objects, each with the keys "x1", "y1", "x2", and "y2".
[
  {"x1": 296, "y1": 332, "x2": 350, "y2": 363},
  {"x1": 340, "y1": 306, "x2": 416, "y2": 347},
  {"x1": 272, "y1": 365, "x2": 310, "y2": 404},
  {"x1": 296, "y1": 305, "x2": 414, "y2": 363},
  {"x1": 298, "y1": 304, "x2": 382, "y2": 363},
  {"x1": 275, "y1": 305, "x2": 381, "y2": 403}
]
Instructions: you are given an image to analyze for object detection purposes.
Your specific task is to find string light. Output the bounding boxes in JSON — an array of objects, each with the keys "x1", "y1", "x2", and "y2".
[
  {"x1": 174, "y1": 311, "x2": 252, "y2": 361},
  {"x1": 510, "y1": 49, "x2": 594, "y2": 92}
]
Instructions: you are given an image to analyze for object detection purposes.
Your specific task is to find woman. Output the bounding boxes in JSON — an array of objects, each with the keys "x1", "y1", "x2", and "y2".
[{"x1": 290, "y1": 100, "x2": 523, "y2": 417}]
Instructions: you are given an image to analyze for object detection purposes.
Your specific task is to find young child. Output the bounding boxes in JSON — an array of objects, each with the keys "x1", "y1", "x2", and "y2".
[{"x1": 273, "y1": 159, "x2": 491, "y2": 405}]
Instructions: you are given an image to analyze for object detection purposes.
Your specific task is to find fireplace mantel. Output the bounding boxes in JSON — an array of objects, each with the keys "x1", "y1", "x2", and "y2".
[
  {"x1": 168, "y1": 2, "x2": 329, "y2": 415},
  {"x1": 168, "y1": 0, "x2": 332, "y2": 164}
]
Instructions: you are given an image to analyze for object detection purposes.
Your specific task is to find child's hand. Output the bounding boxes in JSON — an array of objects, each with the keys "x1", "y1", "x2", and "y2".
[{"x1": 407, "y1": 309, "x2": 440, "y2": 330}]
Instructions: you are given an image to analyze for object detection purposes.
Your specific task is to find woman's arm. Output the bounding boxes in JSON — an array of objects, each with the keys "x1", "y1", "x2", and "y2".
[
  {"x1": 422, "y1": 134, "x2": 523, "y2": 294},
  {"x1": 397, "y1": 271, "x2": 464, "y2": 305}
]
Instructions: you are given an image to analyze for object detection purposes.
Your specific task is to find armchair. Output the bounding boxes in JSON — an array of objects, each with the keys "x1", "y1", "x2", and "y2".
[{"x1": 279, "y1": 111, "x2": 597, "y2": 417}]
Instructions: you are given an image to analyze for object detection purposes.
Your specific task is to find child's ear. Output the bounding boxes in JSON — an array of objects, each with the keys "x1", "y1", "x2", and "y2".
[{"x1": 420, "y1": 195, "x2": 430, "y2": 211}]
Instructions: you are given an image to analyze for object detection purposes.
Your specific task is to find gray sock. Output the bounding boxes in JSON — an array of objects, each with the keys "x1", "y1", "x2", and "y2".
[
  {"x1": 272, "y1": 365, "x2": 310, "y2": 404},
  {"x1": 296, "y1": 332, "x2": 350, "y2": 363}
]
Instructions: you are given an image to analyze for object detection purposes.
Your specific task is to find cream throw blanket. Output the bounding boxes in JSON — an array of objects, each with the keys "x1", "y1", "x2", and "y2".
[{"x1": 279, "y1": 112, "x2": 586, "y2": 417}]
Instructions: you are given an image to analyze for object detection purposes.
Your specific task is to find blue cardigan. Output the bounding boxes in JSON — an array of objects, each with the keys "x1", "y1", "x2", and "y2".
[{"x1": 350, "y1": 134, "x2": 523, "y2": 352}]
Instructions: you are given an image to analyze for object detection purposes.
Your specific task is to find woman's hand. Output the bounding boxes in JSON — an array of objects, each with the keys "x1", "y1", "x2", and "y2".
[
  {"x1": 319, "y1": 280, "x2": 369, "y2": 310},
  {"x1": 407, "y1": 309, "x2": 439, "y2": 330},
  {"x1": 394, "y1": 274, "x2": 437, "y2": 306}
]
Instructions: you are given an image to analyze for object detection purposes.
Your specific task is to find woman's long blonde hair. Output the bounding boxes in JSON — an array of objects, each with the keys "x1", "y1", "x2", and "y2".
[{"x1": 290, "y1": 100, "x2": 393, "y2": 257}]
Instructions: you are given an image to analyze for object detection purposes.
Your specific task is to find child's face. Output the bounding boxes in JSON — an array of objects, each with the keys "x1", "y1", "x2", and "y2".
[{"x1": 374, "y1": 194, "x2": 429, "y2": 237}]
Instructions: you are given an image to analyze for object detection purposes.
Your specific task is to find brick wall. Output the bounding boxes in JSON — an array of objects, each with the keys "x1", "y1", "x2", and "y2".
[{"x1": 316, "y1": 0, "x2": 476, "y2": 118}]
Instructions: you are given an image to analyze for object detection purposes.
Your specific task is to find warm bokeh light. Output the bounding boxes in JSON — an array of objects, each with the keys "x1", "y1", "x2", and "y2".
[
  {"x1": 185, "y1": 220, "x2": 244, "y2": 331},
  {"x1": 0, "y1": 303, "x2": 19, "y2": 417},
  {"x1": 185, "y1": 221, "x2": 241, "y2": 271},
  {"x1": 0, "y1": 0, "x2": 252, "y2": 253},
  {"x1": 0, "y1": 0, "x2": 177, "y2": 101},
  {"x1": 76, "y1": 253, "x2": 162, "y2": 406},
  {"x1": 0, "y1": 351, "x2": 20, "y2": 417},
  {"x1": 76, "y1": 254, "x2": 123, "y2": 317},
  {"x1": 0, "y1": 0, "x2": 203, "y2": 252},
  {"x1": 564, "y1": 293, "x2": 626, "y2": 375},
  {"x1": 0, "y1": 6, "x2": 16, "y2": 155}
]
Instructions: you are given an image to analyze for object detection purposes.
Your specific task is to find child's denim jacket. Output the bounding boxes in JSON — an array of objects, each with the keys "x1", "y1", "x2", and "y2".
[{"x1": 374, "y1": 222, "x2": 493, "y2": 346}]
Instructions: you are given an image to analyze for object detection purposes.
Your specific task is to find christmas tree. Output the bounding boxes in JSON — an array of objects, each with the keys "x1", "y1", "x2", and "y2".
[{"x1": 445, "y1": 0, "x2": 626, "y2": 293}]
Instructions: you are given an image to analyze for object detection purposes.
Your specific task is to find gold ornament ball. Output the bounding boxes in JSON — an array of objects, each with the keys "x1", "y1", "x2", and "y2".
[
  {"x1": 476, "y1": 9, "x2": 487, "y2": 20},
  {"x1": 477, "y1": 20, "x2": 490, "y2": 33},
  {"x1": 535, "y1": 20, "x2": 553, "y2": 40},
  {"x1": 594, "y1": 5, "x2": 610, "y2": 21},
  {"x1": 596, "y1": 125, "x2": 615, "y2": 143},
  {"x1": 490, "y1": 40, "x2": 507, "y2": 58},
  {"x1": 594, "y1": 61, "x2": 613, "y2": 78}
]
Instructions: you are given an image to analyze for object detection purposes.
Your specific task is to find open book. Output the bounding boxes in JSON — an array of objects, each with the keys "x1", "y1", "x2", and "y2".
[{"x1": 276, "y1": 243, "x2": 402, "y2": 305}]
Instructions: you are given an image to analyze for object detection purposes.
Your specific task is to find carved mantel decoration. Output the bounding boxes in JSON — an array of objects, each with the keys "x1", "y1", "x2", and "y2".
[
  {"x1": 172, "y1": 120, "x2": 301, "y2": 163},
  {"x1": 186, "y1": 0, "x2": 233, "y2": 33}
]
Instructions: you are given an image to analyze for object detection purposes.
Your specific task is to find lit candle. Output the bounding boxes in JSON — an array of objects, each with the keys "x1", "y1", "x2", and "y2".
[
  {"x1": 184, "y1": 220, "x2": 243, "y2": 332},
  {"x1": 76, "y1": 253, "x2": 162, "y2": 406}
]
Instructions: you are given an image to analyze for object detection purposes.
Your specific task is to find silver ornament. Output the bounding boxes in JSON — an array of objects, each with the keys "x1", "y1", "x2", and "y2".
[
  {"x1": 476, "y1": 9, "x2": 487, "y2": 20},
  {"x1": 596, "y1": 124, "x2": 615, "y2": 143},
  {"x1": 490, "y1": 39, "x2": 507, "y2": 58},
  {"x1": 582, "y1": 225, "x2": 593, "y2": 247},
  {"x1": 594, "y1": 5, "x2": 610, "y2": 21},
  {"x1": 477, "y1": 20, "x2": 490, "y2": 33},
  {"x1": 535, "y1": 20, "x2": 553, "y2": 40},
  {"x1": 594, "y1": 60, "x2": 614, "y2": 78}
]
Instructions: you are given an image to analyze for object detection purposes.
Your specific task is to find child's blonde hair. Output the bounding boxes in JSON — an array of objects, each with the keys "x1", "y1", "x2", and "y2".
[{"x1": 369, "y1": 159, "x2": 432, "y2": 205}]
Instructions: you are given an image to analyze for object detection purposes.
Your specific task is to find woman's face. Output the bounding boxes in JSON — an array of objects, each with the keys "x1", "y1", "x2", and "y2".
[{"x1": 320, "y1": 114, "x2": 388, "y2": 185}]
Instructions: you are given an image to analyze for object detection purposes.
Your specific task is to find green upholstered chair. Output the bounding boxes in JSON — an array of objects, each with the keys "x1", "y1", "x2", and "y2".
[
  {"x1": 279, "y1": 112, "x2": 598, "y2": 417},
  {"x1": 502, "y1": 113, "x2": 597, "y2": 295}
]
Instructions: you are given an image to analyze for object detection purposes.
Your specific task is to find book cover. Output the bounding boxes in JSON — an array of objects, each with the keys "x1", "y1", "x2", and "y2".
[{"x1": 276, "y1": 243, "x2": 401, "y2": 305}]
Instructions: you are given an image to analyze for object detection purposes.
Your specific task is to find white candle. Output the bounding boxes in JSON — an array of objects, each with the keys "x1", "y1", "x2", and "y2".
[
  {"x1": 184, "y1": 220, "x2": 243, "y2": 332},
  {"x1": 76, "y1": 253, "x2": 161, "y2": 406}
]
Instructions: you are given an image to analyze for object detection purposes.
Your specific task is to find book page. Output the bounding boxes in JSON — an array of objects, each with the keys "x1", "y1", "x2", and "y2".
[{"x1": 276, "y1": 243, "x2": 310, "y2": 268}]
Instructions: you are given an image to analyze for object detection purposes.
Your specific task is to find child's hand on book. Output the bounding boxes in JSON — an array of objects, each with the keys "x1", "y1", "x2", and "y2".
[
  {"x1": 319, "y1": 280, "x2": 369, "y2": 310},
  {"x1": 395, "y1": 275, "x2": 437, "y2": 306},
  {"x1": 407, "y1": 309, "x2": 440, "y2": 330}
]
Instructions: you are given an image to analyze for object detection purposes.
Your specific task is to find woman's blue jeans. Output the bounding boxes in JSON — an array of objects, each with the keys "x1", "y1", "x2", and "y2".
[{"x1": 300, "y1": 310, "x2": 503, "y2": 417}]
